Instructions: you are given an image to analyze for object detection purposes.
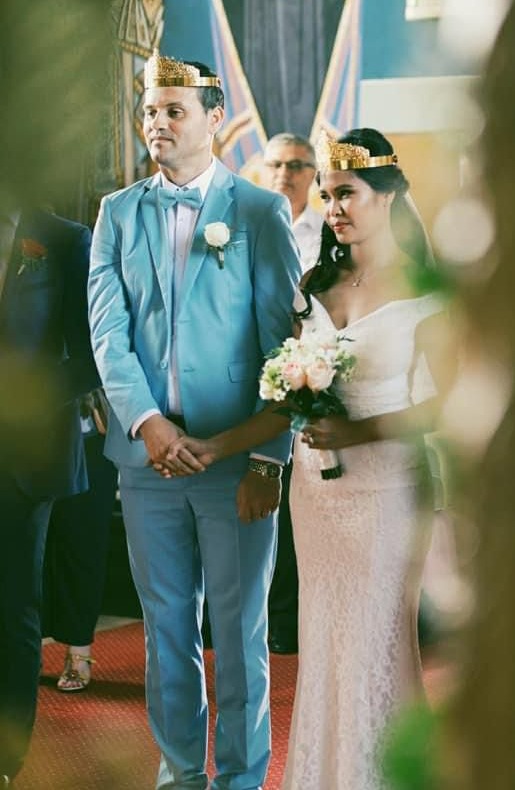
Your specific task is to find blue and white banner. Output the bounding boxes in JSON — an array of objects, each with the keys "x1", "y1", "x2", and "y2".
[
  {"x1": 209, "y1": 0, "x2": 267, "y2": 176},
  {"x1": 310, "y1": 0, "x2": 364, "y2": 144}
]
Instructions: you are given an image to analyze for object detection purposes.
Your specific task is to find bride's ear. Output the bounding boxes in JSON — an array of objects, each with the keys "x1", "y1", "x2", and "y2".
[{"x1": 384, "y1": 191, "x2": 395, "y2": 210}]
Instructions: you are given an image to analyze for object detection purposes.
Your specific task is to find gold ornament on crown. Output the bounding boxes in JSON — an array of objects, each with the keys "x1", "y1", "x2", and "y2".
[
  {"x1": 144, "y1": 49, "x2": 221, "y2": 89},
  {"x1": 315, "y1": 129, "x2": 398, "y2": 173}
]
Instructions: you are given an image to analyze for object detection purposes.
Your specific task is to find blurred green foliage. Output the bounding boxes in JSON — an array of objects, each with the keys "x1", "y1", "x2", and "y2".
[
  {"x1": 382, "y1": 703, "x2": 441, "y2": 790},
  {"x1": 0, "y1": 0, "x2": 113, "y2": 210}
]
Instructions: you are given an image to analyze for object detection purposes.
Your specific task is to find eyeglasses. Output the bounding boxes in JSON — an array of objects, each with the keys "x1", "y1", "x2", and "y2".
[{"x1": 264, "y1": 159, "x2": 315, "y2": 173}]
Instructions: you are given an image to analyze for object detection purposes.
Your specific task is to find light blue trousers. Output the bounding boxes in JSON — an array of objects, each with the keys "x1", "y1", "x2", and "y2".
[{"x1": 119, "y1": 464, "x2": 277, "y2": 790}]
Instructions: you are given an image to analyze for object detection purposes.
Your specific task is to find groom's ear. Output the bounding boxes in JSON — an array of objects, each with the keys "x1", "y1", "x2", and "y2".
[{"x1": 208, "y1": 105, "x2": 224, "y2": 135}]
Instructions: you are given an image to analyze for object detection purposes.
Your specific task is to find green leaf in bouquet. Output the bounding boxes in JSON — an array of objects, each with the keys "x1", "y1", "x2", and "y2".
[{"x1": 309, "y1": 388, "x2": 347, "y2": 418}]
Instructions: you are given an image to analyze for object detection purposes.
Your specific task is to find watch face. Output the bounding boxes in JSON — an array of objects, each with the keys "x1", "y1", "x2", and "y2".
[{"x1": 249, "y1": 459, "x2": 282, "y2": 478}]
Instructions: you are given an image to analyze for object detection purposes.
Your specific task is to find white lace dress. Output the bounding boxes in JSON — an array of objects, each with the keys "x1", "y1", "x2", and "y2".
[{"x1": 281, "y1": 294, "x2": 442, "y2": 790}]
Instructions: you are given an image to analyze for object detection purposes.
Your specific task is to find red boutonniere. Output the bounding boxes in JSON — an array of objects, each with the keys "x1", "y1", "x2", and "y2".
[{"x1": 18, "y1": 238, "x2": 48, "y2": 275}]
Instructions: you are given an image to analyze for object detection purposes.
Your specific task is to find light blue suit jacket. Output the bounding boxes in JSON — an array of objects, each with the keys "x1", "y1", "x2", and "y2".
[{"x1": 88, "y1": 160, "x2": 301, "y2": 468}]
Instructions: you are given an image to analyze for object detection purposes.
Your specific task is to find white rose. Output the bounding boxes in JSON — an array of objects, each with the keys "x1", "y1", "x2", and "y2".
[
  {"x1": 204, "y1": 222, "x2": 231, "y2": 248},
  {"x1": 259, "y1": 379, "x2": 285, "y2": 401},
  {"x1": 305, "y1": 359, "x2": 336, "y2": 392}
]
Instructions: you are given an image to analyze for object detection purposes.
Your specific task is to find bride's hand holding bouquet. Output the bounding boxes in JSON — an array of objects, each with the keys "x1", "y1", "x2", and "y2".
[
  {"x1": 259, "y1": 332, "x2": 357, "y2": 479},
  {"x1": 300, "y1": 413, "x2": 365, "y2": 453}
]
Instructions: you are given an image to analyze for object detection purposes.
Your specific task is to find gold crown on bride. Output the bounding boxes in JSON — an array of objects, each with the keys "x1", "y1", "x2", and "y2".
[
  {"x1": 315, "y1": 129, "x2": 398, "y2": 173},
  {"x1": 144, "y1": 49, "x2": 221, "y2": 89}
]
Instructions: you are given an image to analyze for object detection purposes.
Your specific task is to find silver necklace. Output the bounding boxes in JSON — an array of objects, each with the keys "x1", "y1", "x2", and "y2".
[
  {"x1": 349, "y1": 260, "x2": 395, "y2": 287},
  {"x1": 350, "y1": 270, "x2": 368, "y2": 287}
]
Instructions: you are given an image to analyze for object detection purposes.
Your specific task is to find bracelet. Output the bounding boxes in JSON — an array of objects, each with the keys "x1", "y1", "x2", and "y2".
[{"x1": 248, "y1": 459, "x2": 283, "y2": 479}]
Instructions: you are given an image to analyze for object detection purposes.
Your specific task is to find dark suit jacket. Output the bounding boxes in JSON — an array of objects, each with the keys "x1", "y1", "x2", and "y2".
[{"x1": 0, "y1": 208, "x2": 99, "y2": 499}]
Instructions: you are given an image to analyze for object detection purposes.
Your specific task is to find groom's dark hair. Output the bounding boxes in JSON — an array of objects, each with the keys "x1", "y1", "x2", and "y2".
[{"x1": 185, "y1": 60, "x2": 225, "y2": 113}]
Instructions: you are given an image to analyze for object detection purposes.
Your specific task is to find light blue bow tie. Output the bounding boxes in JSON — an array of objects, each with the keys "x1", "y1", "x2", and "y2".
[{"x1": 157, "y1": 186, "x2": 202, "y2": 211}]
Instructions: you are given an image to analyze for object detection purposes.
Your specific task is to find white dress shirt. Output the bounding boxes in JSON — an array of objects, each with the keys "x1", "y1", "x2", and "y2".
[
  {"x1": 292, "y1": 204, "x2": 324, "y2": 274},
  {"x1": 164, "y1": 162, "x2": 216, "y2": 413}
]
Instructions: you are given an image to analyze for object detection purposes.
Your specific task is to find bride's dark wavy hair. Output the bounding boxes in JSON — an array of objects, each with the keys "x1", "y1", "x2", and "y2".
[{"x1": 297, "y1": 128, "x2": 433, "y2": 317}]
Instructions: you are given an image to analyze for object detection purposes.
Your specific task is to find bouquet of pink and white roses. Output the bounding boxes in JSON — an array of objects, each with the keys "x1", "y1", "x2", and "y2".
[{"x1": 259, "y1": 332, "x2": 357, "y2": 479}]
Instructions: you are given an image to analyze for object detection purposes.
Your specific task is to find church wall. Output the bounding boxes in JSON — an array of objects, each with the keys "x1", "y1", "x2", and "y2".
[{"x1": 360, "y1": 0, "x2": 480, "y2": 236}]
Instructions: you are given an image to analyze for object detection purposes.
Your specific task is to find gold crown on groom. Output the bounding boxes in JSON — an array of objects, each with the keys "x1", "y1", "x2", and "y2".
[
  {"x1": 144, "y1": 49, "x2": 221, "y2": 89},
  {"x1": 315, "y1": 129, "x2": 398, "y2": 173}
]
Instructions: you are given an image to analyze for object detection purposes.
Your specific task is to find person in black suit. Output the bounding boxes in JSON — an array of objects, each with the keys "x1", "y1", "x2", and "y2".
[
  {"x1": 0, "y1": 203, "x2": 98, "y2": 784},
  {"x1": 43, "y1": 389, "x2": 118, "y2": 692}
]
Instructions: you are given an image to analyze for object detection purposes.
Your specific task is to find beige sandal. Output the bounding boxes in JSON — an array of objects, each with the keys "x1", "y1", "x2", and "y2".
[{"x1": 57, "y1": 652, "x2": 96, "y2": 693}]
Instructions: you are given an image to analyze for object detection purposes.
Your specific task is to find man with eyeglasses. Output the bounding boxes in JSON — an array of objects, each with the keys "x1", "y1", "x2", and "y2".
[
  {"x1": 262, "y1": 133, "x2": 324, "y2": 655},
  {"x1": 263, "y1": 133, "x2": 323, "y2": 274}
]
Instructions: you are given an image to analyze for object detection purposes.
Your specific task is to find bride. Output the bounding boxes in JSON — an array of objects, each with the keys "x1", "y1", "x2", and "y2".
[
  {"x1": 280, "y1": 128, "x2": 453, "y2": 789},
  {"x1": 159, "y1": 127, "x2": 454, "y2": 790}
]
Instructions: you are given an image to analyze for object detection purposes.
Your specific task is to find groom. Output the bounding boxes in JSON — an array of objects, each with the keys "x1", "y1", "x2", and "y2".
[{"x1": 88, "y1": 51, "x2": 300, "y2": 789}]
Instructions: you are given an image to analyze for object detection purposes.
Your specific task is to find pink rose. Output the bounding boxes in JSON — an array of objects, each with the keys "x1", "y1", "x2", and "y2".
[
  {"x1": 305, "y1": 359, "x2": 335, "y2": 391},
  {"x1": 282, "y1": 361, "x2": 307, "y2": 391}
]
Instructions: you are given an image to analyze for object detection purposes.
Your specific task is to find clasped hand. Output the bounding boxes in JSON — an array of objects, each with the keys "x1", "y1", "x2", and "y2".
[
  {"x1": 141, "y1": 415, "x2": 281, "y2": 524},
  {"x1": 139, "y1": 414, "x2": 212, "y2": 477},
  {"x1": 152, "y1": 433, "x2": 216, "y2": 478}
]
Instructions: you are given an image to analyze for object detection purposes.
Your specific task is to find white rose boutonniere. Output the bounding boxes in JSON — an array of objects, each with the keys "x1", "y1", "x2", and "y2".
[{"x1": 204, "y1": 222, "x2": 231, "y2": 269}]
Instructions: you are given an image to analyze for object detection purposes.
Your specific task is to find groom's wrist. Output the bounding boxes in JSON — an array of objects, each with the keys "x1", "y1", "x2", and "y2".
[{"x1": 248, "y1": 458, "x2": 283, "y2": 479}]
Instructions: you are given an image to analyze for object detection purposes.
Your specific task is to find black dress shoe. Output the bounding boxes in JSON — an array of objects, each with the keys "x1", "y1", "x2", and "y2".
[{"x1": 268, "y1": 632, "x2": 298, "y2": 655}]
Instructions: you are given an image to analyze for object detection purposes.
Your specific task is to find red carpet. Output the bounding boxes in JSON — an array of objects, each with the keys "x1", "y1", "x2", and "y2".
[
  {"x1": 17, "y1": 623, "x2": 296, "y2": 789},
  {"x1": 16, "y1": 623, "x2": 450, "y2": 789}
]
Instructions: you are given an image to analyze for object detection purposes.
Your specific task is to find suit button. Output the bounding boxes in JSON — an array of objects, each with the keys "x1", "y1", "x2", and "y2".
[{"x1": 159, "y1": 360, "x2": 168, "y2": 369}]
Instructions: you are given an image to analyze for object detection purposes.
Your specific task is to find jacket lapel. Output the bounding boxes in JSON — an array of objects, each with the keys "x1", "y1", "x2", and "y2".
[
  {"x1": 1, "y1": 211, "x2": 48, "y2": 303},
  {"x1": 179, "y1": 162, "x2": 234, "y2": 311},
  {"x1": 11, "y1": 211, "x2": 41, "y2": 268},
  {"x1": 140, "y1": 174, "x2": 171, "y2": 312}
]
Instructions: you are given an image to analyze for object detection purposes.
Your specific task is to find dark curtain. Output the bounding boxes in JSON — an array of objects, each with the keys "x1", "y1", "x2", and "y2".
[{"x1": 224, "y1": 0, "x2": 343, "y2": 138}]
